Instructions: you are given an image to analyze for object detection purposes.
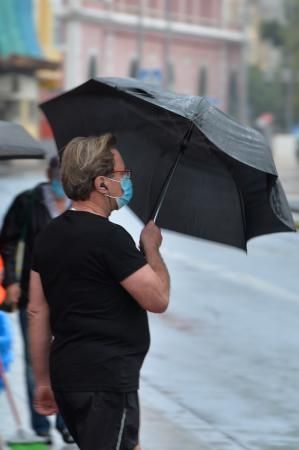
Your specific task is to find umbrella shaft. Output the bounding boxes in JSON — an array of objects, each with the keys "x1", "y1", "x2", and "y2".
[
  {"x1": 152, "y1": 151, "x2": 182, "y2": 222},
  {"x1": 150, "y1": 123, "x2": 194, "y2": 223}
]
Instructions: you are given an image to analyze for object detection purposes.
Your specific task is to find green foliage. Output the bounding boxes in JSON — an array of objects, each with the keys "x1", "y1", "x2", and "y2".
[
  {"x1": 255, "y1": 0, "x2": 299, "y2": 128},
  {"x1": 248, "y1": 66, "x2": 284, "y2": 128},
  {"x1": 284, "y1": 0, "x2": 299, "y2": 22},
  {"x1": 284, "y1": 0, "x2": 299, "y2": 67},
  {"x1": 283, "y1": 0, "x2": 299, "y2": 124}
]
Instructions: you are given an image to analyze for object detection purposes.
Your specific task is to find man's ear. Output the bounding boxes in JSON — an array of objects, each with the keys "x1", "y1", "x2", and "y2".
[{"x1": 94, "y1": 175, "x2": 108, "y2": 193}]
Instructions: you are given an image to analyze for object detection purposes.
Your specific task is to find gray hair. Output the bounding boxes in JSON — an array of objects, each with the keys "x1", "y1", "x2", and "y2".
[{"x1": 61, "y1": 134, "x2": 116, "y2": 200}]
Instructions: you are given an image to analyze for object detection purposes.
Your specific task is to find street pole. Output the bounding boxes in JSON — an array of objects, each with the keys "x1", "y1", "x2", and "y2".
[
  {"x1": 162, "y1": 0, "x2": 171, "y2": 90},
  {"x1": 136, "y1": 0, "x2": 146, "y2": 76},
  {"x1": 101, "y1": 0, "x2": 114, "y2": 76},
  {"x1": 285, "y1": 51, "x2": 295, "y2": 132},
  {"x1": 64, "y1": 0, "x2": 82, "y2": 89},
  {"x1": 240, "y1": 0, "x2": 250, "y2": 124}
]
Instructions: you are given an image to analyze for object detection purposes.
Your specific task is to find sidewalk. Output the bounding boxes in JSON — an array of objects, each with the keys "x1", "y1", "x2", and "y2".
[{"x1": 0, "y1": 314, "x2": 210, "y2": 450}]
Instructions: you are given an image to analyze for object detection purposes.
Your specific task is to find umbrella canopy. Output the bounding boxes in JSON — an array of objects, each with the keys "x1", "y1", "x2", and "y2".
[
  {"x1": 0, "y1": 121, "x2": 45, "y2": 160},
  {"x1": 40, "y1": 77, "x2": 295, "y2": 250}
]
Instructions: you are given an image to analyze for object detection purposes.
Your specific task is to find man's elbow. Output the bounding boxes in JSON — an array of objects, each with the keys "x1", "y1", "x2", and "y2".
[
  {"x1": 27, "y1": 301, "x2": 46, "y2": 319},
  {"x1": 149, "y1": 294, "x2": 169, "y2": 314}
]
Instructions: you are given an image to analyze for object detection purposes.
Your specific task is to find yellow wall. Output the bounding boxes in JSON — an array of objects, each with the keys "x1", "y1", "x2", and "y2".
[
  {"x1": 20, "y1": 100, "x2": 38, "y2": 138},
  {"x1": 36, "y1": 0, "x2": 62, "y2": 89},
  {"x1": 36, "y1": 0, "x2": 60, "y2": 62}
]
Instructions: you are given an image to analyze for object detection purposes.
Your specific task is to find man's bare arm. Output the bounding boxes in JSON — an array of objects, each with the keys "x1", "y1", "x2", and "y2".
[
  {"x1": 28, "y1": 270, "x2": 58, "y2": 415},
  {"x1": 121, "y1": 222, "x2": 170, "y2": 313},
  {"x1": 28, "y1": 270, "x2": 52, "y2": 386}
]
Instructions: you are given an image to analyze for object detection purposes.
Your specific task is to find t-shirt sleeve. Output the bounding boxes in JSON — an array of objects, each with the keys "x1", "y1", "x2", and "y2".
[{"x1": 104, "y1": 225, "x2": 147, "y2": 282}]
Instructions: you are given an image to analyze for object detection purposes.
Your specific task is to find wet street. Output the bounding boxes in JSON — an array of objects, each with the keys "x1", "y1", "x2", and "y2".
[{"x1": 0, "y1": 157, "x2": 299, "y2": 450}]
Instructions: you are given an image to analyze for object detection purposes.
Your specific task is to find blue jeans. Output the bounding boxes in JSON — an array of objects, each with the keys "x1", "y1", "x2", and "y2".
[{"x1": 19, "y1": 308, "x2": 66, "y2": 434}]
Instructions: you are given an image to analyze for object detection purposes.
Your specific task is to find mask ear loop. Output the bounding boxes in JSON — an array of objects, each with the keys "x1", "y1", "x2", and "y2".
[
  {"x1": 105, "y1": 177, "x2": 121, "y2": 183},
  {"x1": 101, "y1": 177, "x2": 122, "y2": 200}
]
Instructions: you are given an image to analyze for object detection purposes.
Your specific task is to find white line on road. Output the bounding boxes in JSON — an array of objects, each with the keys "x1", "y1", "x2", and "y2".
[{"x1": 163, "y1": 250, "x2": 299, "y2": 305}]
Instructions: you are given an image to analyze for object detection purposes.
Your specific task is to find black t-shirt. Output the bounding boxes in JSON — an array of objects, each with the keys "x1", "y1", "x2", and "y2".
[{"x1": 32, "y1": 210, "x2": 150, "y2": 392}]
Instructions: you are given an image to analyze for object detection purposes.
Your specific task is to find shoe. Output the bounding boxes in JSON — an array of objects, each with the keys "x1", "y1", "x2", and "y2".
[
  {"x1": 58, "y1": 428, "x2": 75, "y2": 444},
  {"x1": 36, "y1": 431, "x2": 52, "y2": 445}
]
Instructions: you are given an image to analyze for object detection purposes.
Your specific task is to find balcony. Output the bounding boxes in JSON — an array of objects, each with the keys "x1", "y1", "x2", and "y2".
[{"x1": 82, "y1": 0, "x2": 243, "y2": 30}]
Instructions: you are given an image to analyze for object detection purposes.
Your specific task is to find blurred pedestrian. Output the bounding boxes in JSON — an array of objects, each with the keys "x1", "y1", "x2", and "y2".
[
  {"x1": 0, "y1": 157, "x2": 74, "y2": 444},
  {"x1": 28, "y1": 134, "x2": 170, "y2": 450},
  {"x1": 255, "y1": 113, "x2": 274, "y2": 151}
]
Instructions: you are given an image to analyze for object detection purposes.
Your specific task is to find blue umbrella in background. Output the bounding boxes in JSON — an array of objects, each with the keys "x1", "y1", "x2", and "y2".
[{"x1": 0, "y1": 311, "x2": 13, "y2": 390}]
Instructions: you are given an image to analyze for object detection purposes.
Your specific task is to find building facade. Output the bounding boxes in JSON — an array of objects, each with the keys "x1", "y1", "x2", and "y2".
[{"x1": 55, "y1": 0, "x2": 247, "y2": 120}]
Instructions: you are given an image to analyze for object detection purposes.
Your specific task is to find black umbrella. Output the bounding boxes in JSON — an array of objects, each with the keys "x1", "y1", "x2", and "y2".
[
  {"x1": 0, "y1": 121, "x2": 45, "y2": 160},
  {"x1": 40, "y1": 77, "x2": 295, "y2": 250}
]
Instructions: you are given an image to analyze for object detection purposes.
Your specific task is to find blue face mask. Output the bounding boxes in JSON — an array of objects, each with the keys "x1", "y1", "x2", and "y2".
[
  {"x1": 51, "y1": 179, "x2": 65, "y2": 199},
  {"x1": 105, "y1": 175, "x2": 133, "y2": 209},
  {"x1": 116, "y1": 175, "x2": 133, "y2": 209}
]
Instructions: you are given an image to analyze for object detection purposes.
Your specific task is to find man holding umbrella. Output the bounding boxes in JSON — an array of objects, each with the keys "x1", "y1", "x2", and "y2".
[{"x1": 28, "y1": 134, "x2": 170, "y2": 450}]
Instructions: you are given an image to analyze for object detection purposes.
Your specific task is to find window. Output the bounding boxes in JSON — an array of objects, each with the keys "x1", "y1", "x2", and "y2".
[
  {"x1": 28, "y1": 101, "x2": 38, "y2": 123},
  {"x1": 128, "y1": 57, "x2": 139, "y2": 78},
  {"x1": 11, "y1": 75, "x2": 20, "y2": 93},
  {"x1": 3, "y1": 101, "x2": 20, "y2": 121},
  {"x1": 198, "y1": 67, "x2": 208, "y2": 96},
  {"x1": 185, "y1": 0, "x2": 193, "y2": 16},
  {"x1": 88, "y1": 54, "x2": 98, "y2": 78},
  {"x1": 200, "y1": 0, "x2": 213, "y2": 18},
  {"x1": 165, "y1": 61, "x2": 175, "y2": 89},
  {"x1": 170, "y1": 0, "x2": 180, "y2": 18},
  {"x1": 228, "y1": 71, "x2": 239, "y2": 118},
  {"x1": 53, "y1": 17, "x2": 64, "y2": 48},
  {"x1": 148, "y1": 0, "x2": 159, "y2": 8},
  {"x1": 125, "y1": 0, "x2": 139, "y2": 13}
]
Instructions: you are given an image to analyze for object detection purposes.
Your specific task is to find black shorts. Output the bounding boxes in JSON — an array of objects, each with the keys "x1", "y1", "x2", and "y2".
[{"x1": 54, "y1": 391, "x2": 139, "y2": 450}]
